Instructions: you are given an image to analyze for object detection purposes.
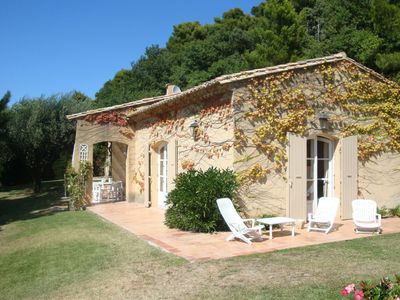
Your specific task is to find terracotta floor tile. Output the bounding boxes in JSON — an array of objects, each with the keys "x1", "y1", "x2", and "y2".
[{"x1": 88, "y1": 201, "x2": 400, "y2": 262}]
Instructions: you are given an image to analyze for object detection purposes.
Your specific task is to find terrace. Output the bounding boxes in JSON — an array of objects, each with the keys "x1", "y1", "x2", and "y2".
[{"x1": 88, "y1": 201, "x2": 400, "y2": 261}]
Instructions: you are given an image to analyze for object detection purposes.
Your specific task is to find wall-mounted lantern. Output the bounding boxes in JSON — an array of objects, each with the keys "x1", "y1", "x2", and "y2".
[
  {"x1": 189, "y1": 120, "x2": 199, "y2": 140},
  {"x1": 318, "y1": 111, "x2": 329, "y2": 130}
]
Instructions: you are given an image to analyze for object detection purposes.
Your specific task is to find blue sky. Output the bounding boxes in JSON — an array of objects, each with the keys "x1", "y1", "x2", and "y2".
[{"x1": 0, "y1": 0, "x2": 262, "y2": 105}]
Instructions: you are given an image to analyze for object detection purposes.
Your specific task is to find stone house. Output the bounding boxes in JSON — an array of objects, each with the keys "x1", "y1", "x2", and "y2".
[{"x1": 67, "y1": 52, "x2": 400, "y2": 220}]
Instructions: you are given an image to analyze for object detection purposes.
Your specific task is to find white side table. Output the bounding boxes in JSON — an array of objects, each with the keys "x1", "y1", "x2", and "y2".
[{"x1": 256, "y1": 217, "x2": 296, "y2": 240}]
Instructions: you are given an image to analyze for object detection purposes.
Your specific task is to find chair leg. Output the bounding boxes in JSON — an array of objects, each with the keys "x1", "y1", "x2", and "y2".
[
  {"x1": 325, "y1": 222, "x2": 334, "y2": 234},
  {"x1": 238, "y1": 235, "x2": 253, "y2": 245},
  {"x1": 226, "y1": 234, "x2": 235, "y2": 241}
]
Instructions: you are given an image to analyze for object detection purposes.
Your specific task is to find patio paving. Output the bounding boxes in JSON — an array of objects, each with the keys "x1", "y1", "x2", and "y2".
[{"x1": 88, "y1": 201, "x2": 400, "y2": 262}]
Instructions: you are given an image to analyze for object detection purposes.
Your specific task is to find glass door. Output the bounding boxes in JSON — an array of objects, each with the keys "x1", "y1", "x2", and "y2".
[
  {"x1": 306, "y1": 137, "x2": 333, "y2": 214},
  {"x1": 158, "y1": 144, "x2": 168, "y2": 208}
]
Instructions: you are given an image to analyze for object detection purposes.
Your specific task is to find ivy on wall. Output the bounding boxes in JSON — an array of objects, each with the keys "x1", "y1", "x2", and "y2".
[
  {"x1": 127, "y1": 98, "x2": 235, "y2": 194},
  {"x1": 84, "y1": 110, "x2": 135, "y2": 139},
  {"x1": 234, "y1": 61, "x2": 400, "y2": 185},
  {"x1": 65, "y1": 161, "x2": 92, "y2": 210}
]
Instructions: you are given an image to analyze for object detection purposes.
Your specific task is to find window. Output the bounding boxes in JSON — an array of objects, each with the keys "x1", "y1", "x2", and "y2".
[{"x1": 79, "y1": 144, "x2": 88, "y2": 161}]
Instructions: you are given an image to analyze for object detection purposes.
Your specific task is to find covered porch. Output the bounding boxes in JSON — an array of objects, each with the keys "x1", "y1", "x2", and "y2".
[{"x1": 88, "y1": 201, "x2": 400, "y2": 261}]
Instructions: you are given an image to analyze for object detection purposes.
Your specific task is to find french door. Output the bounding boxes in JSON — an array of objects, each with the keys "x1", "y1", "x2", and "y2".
[
  {"x1": 306, "y1": 137, "x2": 333, "y2": 214},
  {"x1": 158, "y1": 144, "x2": 168, "y2": 208}
]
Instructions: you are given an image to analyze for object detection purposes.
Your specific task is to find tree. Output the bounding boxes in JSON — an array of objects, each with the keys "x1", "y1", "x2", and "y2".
[
  {"x1": 5, "y1": 93, "x2": 93, "y2": 191},
  {"x1": 94, "y1": 0, "x2": 400, "y2": 108},
  {"x1": 0, "y1": 91, "x2": 11, "y2": 183}
]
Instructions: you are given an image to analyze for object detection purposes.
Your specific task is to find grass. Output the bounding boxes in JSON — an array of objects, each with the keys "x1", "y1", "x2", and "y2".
[{"x1": 1, "y1": 182, "x2": 400, "y2": 299}]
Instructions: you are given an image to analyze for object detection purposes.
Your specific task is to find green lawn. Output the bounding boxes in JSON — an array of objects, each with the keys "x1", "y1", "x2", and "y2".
[{"x1": 1, "y1": 182, "x2": 399, "y2": 299}]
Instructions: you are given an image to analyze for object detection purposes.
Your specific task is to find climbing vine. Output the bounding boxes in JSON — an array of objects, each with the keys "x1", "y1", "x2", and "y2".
[
  {"x1": 65, "y1": 161, "x2": 92, "y2": 210},
  {"x1": 84, "y1": 110, "x2": 135, "y2": 139},
  {"x1": 234, "y1": 61, "x2": 400, "y2": 185},
  {"x1": 85, "y1": 111, "x2": 128, "y2": 126},
  {"x1": 149, "y1": 98, "x2": 234, "y2": 164}
]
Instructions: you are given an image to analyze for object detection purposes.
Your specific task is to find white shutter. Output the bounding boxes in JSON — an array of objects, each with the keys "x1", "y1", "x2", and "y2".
[
  {"x1": 341, "y1": 136, "x2": 358, "y2": 219},
  {"x1": 287, "y1": 133, "x2": 307, "y2": 219}
]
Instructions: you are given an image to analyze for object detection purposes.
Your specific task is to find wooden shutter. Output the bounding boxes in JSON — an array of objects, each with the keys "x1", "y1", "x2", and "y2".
[
  {"x1": 287, "y1": 133, "x2": 307, "y2": 219},
  {"x1": 144, "y1": 145, "x2": 151, "y2": 206},
  {"x1": 168, "y1": 139, "x2": 178, "y2": 189},
  {"x1": 341, "y1": 136, "x2": 358, "y2": 219}
]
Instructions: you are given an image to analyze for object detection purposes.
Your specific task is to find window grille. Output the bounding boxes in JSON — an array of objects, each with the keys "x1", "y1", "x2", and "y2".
[{"x1": 79, "y1": 144, "x2": 88, "y2": 161}]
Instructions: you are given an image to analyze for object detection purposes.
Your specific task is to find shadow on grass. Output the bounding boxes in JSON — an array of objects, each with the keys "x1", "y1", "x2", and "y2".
[{"x1": 0, "y1": 181, "x2": 67, "y2": 226}]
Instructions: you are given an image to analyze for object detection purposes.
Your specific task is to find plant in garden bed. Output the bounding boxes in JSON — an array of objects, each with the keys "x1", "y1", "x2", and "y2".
[
  {"x1": 378, "y1": 206, "x2": 392, "y2": 218},
  {"x1": 342, "y1": 275, "x2": 400, "y2": 300},
  {"x1": 65, "y1": 161, "x2": 92, "y2": 210},
  {"x1": 390, "y1": 204, "x2": 400, "y2": 218},
  {"x1": 165, "y1": 167, "x2": 240, "y2": 233}
]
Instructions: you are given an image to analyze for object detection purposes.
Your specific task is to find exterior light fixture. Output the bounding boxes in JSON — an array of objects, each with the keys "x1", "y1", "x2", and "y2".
[
  {"x1": 318, "y1": 111, "x2": 329, "y2": 130},
  {"x1": 189, "y1": 120, "x2": 199, "y2": 140}
]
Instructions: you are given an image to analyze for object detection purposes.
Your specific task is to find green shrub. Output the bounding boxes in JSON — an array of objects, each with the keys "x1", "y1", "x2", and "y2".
[
  {"x1": 378, "y1": 206, "x2": 392, "y2": 218},
  {"x1": 390, "y1": 204, "x2": 400, "y2": 217},
  {"x1": 65, "y1": 161, "x2": 92, "y2": 210},
  {"x1": 165, "y1": 167, "x2": 240, "y2": 233}
]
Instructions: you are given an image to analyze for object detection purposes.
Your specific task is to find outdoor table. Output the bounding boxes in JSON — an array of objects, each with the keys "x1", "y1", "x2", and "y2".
[{"x1": 256, "y1": 217, "x2": 296, "y2": 240}]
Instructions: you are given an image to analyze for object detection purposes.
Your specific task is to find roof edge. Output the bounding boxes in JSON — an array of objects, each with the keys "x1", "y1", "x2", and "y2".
[{"x1": 68, "y1": 52, "x2": 393, "y2": 121}]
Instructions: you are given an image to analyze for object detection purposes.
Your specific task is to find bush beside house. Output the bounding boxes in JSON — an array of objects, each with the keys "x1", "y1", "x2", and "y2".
[{"x1": 165, "y1": 168, "x2": 239, "y2": 233}]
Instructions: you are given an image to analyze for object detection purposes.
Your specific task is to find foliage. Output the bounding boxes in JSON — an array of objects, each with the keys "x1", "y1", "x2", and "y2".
[
  {"x1": 378, "y1": 205, "x2": 400, "y2": 218},
  {"x1": 2, "y1": 93, "x2": 93, "y2": 189},
  {"x1": 234, "y1": 62, "x2": 400, "y2": 184},
  {"x1": 84, "y1": 111, "x2": 128, "y2": 126},
  {"x1": 95, "y1": 0, "x2": 400, "y2": 108},
  {"x1": 165, "y1": 168, "x2": 240, "y2": 233},
  {"x1": 0, "y1": 91, "x2": 11, "y2": 183},
  {"x1": 378, "y1": 206, "x2": 392, "y2": 218},
  {"x1": 342, "y1": 275, "x2": 400, "y2": 299},
  {"x1": 93, "y1": 142, "x2": 108, "y2": 177},
  {"x1": 390, "y1": 204, "x2": 400, "y2": 217},
  {"x1": 65, "y1": 161, "x2": 92, "y2": 210}
]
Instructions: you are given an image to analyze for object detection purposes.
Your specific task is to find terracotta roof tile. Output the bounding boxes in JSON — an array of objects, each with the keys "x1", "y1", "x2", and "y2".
[{"x1": 67, "y1": 52, "x2": 388, "y2": 120}]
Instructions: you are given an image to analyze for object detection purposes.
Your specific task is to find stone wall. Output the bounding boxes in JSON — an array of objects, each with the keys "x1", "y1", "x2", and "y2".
[{"x1": 131, "y1": 91, "x2": 235, "y2": 207}]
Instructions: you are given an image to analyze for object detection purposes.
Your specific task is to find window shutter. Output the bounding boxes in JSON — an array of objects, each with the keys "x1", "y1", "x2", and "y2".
[
  {"x1": 287, "y1": 133, "x2": 307, "y2": 219},
  {"x1": 340, "y1": 136, "x2": 358, "y2": 219}
]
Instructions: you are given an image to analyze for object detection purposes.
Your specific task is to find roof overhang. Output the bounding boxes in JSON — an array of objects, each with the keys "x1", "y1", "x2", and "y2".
[{"x1": 67, "y1": 52, "x2": 390, "y2": 121}]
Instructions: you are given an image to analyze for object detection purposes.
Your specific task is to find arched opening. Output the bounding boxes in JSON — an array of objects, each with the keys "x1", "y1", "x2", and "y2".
[
  {"x1": 90, "y1": 140, "x2": 128, "y2": 204},
  {"x1": 306, "y1": 136, "x2": 334, "y2": 215}
]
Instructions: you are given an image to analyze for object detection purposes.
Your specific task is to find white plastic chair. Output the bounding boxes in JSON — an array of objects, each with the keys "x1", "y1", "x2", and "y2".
[
  {"x1": 308, "y1": 197, "x2": 339, "y2": 234},
  {"x1": 352, "y1": 199, "x2": 382, "y2": 234},
  {"x1": 92, "y1": 181, "x2": 102, "y2": 203},
  {"x1": 217, "y1": 198, "x2": 264, "y2": 245}
]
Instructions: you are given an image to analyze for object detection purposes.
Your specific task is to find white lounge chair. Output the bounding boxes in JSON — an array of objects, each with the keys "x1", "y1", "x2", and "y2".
[
  {"x1": 217, "y1": 198, "x2": 264, "y2": 245},
  {"x1": 308, "y1": 197, "x2": 339, "y2": 234},
  {"x1": 352, "y1": 199, "x2": 382, "y2": 234}
]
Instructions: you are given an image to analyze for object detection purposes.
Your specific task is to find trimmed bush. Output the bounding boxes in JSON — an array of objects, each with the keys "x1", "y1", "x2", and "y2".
[{"x1": 165, "y1": 167, "x2": 240, "y2": 233}]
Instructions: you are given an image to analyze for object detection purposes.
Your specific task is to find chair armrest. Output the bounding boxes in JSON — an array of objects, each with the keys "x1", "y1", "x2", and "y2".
[
  {"x1": 242, "y1": 218, "x2": 255, "y2": 227},
  {"x1": 308, "y1": 213, "x2": 313, "y2": 222},
  {"x1": 228, "y1": 222, "x2": 241, "y2": 232},
  {"x1": 376, "y1": 213, "x2": 382, "y2": 222}
]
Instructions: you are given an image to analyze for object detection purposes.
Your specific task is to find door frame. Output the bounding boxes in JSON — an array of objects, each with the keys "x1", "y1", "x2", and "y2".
[
  {"x1": 157, "y1": 143, "x2": 168, "y2": 208},
  {"x1": 307, "y1": 135, "x2": 334, "y2": 214}
]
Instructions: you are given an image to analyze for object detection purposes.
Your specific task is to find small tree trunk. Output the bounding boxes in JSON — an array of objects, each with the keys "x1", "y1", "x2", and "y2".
[{"x1": 32, "y1": 167, "x2": 42, "y2": 193}]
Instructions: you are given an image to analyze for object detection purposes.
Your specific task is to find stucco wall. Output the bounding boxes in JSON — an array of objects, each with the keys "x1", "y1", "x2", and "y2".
[
  {"x1": 72, "y1": 119, "x2": 135, "y2": 201},
  {"x1": 229, "y1": 63, "x2": 399, "y2": 218},
  {"x1": 131, "y1": 92, "x2": 235, "y2": 207},
  {"x1": 231, "y1": 85, "x2": 287, "y2": 217},
  {"x1": 359, "y1": 153, "x2": 400, "y2": 208}
]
